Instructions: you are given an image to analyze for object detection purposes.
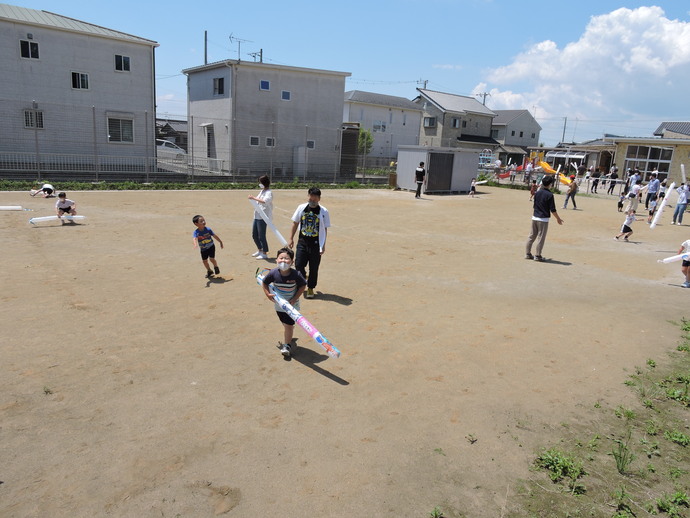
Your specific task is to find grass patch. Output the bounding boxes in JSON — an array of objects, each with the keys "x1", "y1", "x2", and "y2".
[{"x1": 512, "y1": 318, "x2": 690, "y2": 517}]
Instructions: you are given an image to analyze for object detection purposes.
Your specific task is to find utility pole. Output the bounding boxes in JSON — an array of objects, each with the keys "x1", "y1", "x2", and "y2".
[
  {"x1": 561, "y1": 117, "x2": 567, "y2": 144},
  {"x1": 417, "y1": 78, "x2": 428, "y2": 89},
  {"x1": 475, "y1": 92, "x2": 491, "y2": 105},
  {"x1": 249, "y1": 49, "x2": 263, "y2": 63}
]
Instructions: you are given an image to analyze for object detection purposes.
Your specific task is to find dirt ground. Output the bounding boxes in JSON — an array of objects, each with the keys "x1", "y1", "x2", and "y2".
[{"x1": 0, "y1": 185, "x2": 687, "y2": 517}]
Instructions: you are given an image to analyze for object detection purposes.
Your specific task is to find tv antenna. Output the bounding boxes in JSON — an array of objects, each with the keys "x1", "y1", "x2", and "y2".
[{"x1": 229, "y1": 33, "x2": 252, "y2": 61}]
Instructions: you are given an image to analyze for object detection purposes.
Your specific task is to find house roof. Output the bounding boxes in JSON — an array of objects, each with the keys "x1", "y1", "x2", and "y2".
[
  {"x1": 344, "y1": 90, "x2": 420, "y2": 111},
  {"x1": 158, "y1": 120, "x2": 188, "y2": 133},
  {"x1": 416, "y1": 89, "x2": 496, "y2": 117},
  {"x1": 183, "y1": 59, "x2": 350, "y2": 78},
  {"x1": 457, "y1": 134, "x2": 499, "y2": 145},
  {"x1": 491, "y1": 110, "x2": 527, "y2": 125},
  {"x1": 492, "y1": 109, "x2": 542, "y2": 130},
  {"x1": 0, "y1": 4, "x2": 158, "y2": 46},
  {"x1": 654, "y1": 122, "x2": 690, "y2": 137}
]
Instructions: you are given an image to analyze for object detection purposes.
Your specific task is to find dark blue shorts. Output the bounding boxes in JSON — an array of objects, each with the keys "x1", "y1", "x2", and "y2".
[
  {"x1": 200, "y1": 245, "x2": 216, "y2": 261},
  {"x1": 276, "y1": 311, "x2": 295, "y2": 326}
]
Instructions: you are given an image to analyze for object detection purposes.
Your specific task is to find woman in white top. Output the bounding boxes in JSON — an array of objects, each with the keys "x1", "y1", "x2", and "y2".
[{"x1": 248, "y1": 175, "x2": 273, "y2": 260}]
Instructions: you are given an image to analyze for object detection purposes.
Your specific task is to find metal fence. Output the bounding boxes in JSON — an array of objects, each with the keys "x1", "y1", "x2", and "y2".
[{"x1": 1, "y1": 99, "x2": 383, "y2": 184}]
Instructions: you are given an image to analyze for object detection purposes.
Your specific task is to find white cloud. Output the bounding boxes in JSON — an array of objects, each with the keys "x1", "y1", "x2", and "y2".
[
  {"x1": 432, "y1": 64, "x2": 463, "y2": 70},
  {"x1": 480, "y1": 6, "x2": 690, "y2": 144}
]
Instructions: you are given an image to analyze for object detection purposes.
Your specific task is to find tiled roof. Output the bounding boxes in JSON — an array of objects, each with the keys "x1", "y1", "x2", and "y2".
[
  {"x1": 654, "y1": 122, "x2": 690, "y2": 137},
  {"x1": 491, "y1": 110, "x2": 526, "y2": 125},
  {"x1": 0, "y1": 3, "x2": 158, "y2": 45},
  {"x1": 344, "y1": 90, "x2": 420, "y2": 111},
  {"x1": 417, "y1": 89, "x2": 496, "y2": 117}
]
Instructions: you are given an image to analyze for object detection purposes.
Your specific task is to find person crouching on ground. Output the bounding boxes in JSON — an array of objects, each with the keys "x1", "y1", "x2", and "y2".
[{"x1": 55, "y1": 192, "x2": 77, "y2": 223}]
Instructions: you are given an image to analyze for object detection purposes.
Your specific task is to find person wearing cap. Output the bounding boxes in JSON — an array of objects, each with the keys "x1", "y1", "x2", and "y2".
[
  {"x1": 525, "y1": 175, "x2": 564, "y2": 262},
  {"x1": 562, "y1": 175, "x2": 579, "y2": 210}
]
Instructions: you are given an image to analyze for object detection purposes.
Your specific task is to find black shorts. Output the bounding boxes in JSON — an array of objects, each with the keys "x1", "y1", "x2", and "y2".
[
  {"x1": 470, "y1": 186, "x2": 476, "y2": 193},
  {"x1": 276, "y1": 311, "x2": 295, "y2": 326},
  {"x1": 43, "y1": 188, "x2": 53, "y2": 195},
  {"x1": 200, "y1": 245, "x2": 216, "y2": 260},
  {"x1": 682, "y1": 260, "x2": 690, "y2": 267},
  {"x1": 621, "y1": 225, "x2": 632, "y2": 233},
  {"x1": 59, "y1": 206, "x2": 72, "y2": 214}
]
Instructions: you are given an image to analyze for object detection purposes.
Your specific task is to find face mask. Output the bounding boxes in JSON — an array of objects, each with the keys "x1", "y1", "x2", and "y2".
[
  {"x1": 278, "y1": 261, "x2": 290, "y2": 271},
  {"x1": 308, "y1": 201, "x2": 318, "y2": 208},
  {"x1": 259, "y1": 184, "x2": 265, "y2": 189}
]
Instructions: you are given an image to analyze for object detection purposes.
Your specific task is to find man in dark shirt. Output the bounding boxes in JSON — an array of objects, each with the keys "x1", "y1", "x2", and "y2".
[{"x1": 525, "y1": 175, "x2": 564, "y2": 262}]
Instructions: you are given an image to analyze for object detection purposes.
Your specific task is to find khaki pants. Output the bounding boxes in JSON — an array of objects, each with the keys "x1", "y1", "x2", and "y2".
[{"x1": 526, "y1": 220, "x2": 550, "y2": 256}]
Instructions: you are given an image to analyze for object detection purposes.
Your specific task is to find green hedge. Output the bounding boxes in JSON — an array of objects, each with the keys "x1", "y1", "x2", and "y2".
[{"x1": 0, "y1": 180, "x2": 390, "y2": 191}]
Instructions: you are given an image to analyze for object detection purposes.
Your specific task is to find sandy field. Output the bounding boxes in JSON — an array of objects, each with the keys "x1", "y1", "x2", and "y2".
[{"x1": 0, "y1": 185, "x2": 687, "y2": 517}]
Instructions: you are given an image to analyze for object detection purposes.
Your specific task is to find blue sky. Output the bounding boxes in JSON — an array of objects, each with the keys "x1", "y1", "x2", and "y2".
[{"x1": 9, "y1": 1, "x2": 690, "y2": 146}]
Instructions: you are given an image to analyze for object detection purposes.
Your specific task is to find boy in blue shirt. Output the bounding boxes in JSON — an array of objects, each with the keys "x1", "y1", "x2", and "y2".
[{"x1": 192, "y1": 215, "x2": 224, "y2": 278}]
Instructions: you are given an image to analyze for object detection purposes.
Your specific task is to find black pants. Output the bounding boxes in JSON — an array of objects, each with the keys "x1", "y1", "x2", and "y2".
[
  {"x1": 415, "y1": 182, "x2": 423, "y2": 197},
  {"x1": 295, "y1": 239, "x2": 321, "y2": 289}
]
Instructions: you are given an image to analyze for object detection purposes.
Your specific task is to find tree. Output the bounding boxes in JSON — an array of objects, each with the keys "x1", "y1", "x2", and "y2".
[{"x1": 358, "y1": 128, "x2": 373, "y2": 157}]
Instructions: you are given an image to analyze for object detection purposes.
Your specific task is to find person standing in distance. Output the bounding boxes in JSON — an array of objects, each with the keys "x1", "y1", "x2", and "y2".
[
  {"x1": 289, "y1": 187, "x2": 331, "y2": 299},
  {"x1": 525, "y1": 175, "x2": 564, "y2": 262},
  {"x1": 414, "y1": 162, "x2": 426, "y2": 199}
]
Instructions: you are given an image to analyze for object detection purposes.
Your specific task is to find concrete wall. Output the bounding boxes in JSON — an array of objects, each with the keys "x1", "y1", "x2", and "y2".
[
  {"x1": 0, "y1": 18, "x2": 156, "y2": 156},
  {"x1": 187, "y1": 62, "x2": 348, "y2": 175},
  {"x1": 343, "y1": 101, "x2": 421, "y2": 159},
  {"x1": 503, "y1": 112, "x2": 540, "y2": 147}
]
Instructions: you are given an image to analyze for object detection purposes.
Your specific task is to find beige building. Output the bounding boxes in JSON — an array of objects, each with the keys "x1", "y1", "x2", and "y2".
[{"x1": 605, "y1": 122, "x2": 690, "y2": 183}]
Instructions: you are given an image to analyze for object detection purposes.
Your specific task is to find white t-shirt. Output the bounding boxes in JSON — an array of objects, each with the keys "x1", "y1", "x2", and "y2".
[
  {"x1": 55, "y1": 198, "x2": 75, "y2": 210},
  {"x1": 681, "y1": 240, "x2": 690, "y2": 254},
  {"x1": 253, "y1": 188, "x2": 273, "y2": 220}
]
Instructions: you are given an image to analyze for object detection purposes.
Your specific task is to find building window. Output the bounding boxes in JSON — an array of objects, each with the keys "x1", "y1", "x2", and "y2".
[
  {"x1": 24, "y1": 110, "x2": 44, "y2": 129},
  {"x1": 451, "y1": 118, "x2": 461, "y2": 129},
  {"x1": 511, "y1": 130, "x2": 516, "y2": 136},
  {"x1": 403, "y1": 113, "x2": 407, "y2": 126},
  {"x1": 71, "y1": 72, "x2": 89, "y2": 90},
  {"x1": 531, "y1": 133, "x2": 536, "y2": 139},
  {"x1": 623, "y1": 145, "x2": 673, "y2": 179},
  {"x1": 462, "y1": 120, "x2": 467, "y2": 128},
  {"x1": 20, "y1": 40, "x2": 39, "y2": 59},
  {"x1": 250, "y1": 136, "x2": 260, "y2": 146},
  {"x1": 373, "y1": 120, "x2": 386, "y2": 132},
  {"x1": 266, "y1": 137, "x2": 275, "y2": 147},
  {"x1": 423, "y1": 117, "x2": 436, "y2": 128},
  {"x1": 306, "y1": 140, "x2": 315, "y2": 149},
  {"x1": 491, "y1": 129, "x2": 498, "y2": 139},
  {"x1": 115, "y1": 55, "x2": 130, "y2": 71},
  {"x1": 281, "y1": 90, "x2": 291, "y2": 101},
  {"x1": 519, "y1": 131, "x2": 524, "y2": 138},
  {"x1": 107, "y1": 118, "x2": 133, "y2": 143},
  {"x1": 260, "y1": 80, "x2": 270, "y2": 91},
  {"x1": 213, "y1": 77, "x2": 224, "y2": 95}
]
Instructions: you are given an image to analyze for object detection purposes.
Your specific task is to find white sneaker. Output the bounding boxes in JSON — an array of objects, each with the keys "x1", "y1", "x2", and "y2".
[
  {"x1": 255, "y1": 253, "x2": 268, "y2": 260},
  {"x1": 251, "y1": 250, "x2": 261, "y2": 257},
  {"x1": 278, "y1": 342, "x2": 291, "y2": 357}
]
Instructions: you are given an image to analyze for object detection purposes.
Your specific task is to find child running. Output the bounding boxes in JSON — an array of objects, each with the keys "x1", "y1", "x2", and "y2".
[
  {"x1": 468, "y1": 178, "x2": 477, "y2": 198},
  {"x1": 615, "y1": 210, "x2": 639, "y2": 241},
  {"x1": 678, "y1": 239, "x2": 690, "y2": 288},
  {"x1": 192, "y1": 215, "x2": 224, "y2": 278},
  {"x1": 647, "y1": 197, "x2": 657, "y2": 224},
  {"x1": 261, "y1": 247, "x2": 307, "y2": 358}
]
